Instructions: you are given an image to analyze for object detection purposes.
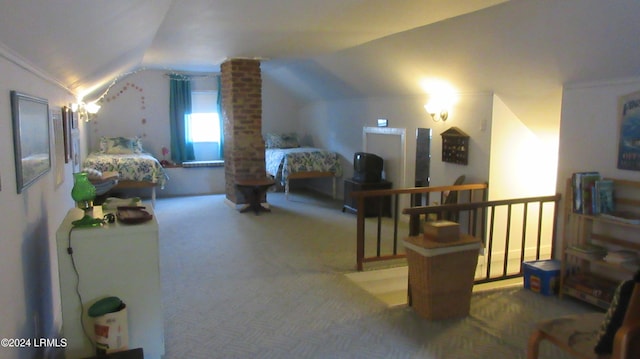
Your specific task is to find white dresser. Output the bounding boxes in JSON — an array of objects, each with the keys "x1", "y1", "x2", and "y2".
[{"x1": 56, "y1": 205, "x2": 164, "y2": 359}]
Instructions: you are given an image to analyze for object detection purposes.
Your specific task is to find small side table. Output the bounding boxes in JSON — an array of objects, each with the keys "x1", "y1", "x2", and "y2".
[
  {"x1": 235, "y1": 178, "x2": 275, "y2": 215},
  {"x1": 342, "y1": 179, "x2": 392, "y2": 217}
]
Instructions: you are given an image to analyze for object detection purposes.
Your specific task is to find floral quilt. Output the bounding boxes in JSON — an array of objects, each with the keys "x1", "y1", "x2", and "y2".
[
  {"x1": 265, "y1": 147, "x2": 342, "y2": 185},
  {"x1": 83, "y1": 152, "x2": 168, "y2": 188}
]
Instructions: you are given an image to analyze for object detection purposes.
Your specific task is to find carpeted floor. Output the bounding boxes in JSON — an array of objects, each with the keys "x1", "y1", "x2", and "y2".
[
  {"x1": 344, "y1": 266, "x2": 524, "y2": 308},
  {"x1": 345, "y1": 266, "x2": 410, "y2": 307},
  {"x1": 153, "y1": 190, "x2": 598, "y2": 359}
]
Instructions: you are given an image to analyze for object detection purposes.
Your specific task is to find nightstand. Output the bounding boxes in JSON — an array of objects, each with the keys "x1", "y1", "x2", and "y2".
[{"x1": 342, "y1": 179, "x2": 392, "y2": 217}]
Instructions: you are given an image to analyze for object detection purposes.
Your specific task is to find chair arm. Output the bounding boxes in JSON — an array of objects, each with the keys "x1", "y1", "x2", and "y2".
[{"x1": 611, "y1": 321, "x2": 640, "y2": 359}]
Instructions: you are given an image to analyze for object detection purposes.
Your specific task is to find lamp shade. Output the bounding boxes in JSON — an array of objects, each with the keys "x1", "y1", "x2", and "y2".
[{"x1": 71, "y1": 172, "x2": 96, "y2": 210}]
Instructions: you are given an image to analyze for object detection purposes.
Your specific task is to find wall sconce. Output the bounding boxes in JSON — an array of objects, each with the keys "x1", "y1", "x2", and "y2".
[
  {"x1": 70, "y1": 100, "x2": 101, "y2": 121},
  {"x1": 85, "y1": 101, "x2": 101, "y2": 114},
  {"x1": 424, "y1": 102, "x2": 448, "y2": 122},
  {"x1": 420, "y1": 79, "x2": 457, "y2": 123}
]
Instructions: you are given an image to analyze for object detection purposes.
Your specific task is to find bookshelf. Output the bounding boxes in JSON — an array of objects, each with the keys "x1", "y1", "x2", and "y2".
[{"x1": 560, "y1": 177, "x2": 640, "y2": 309}]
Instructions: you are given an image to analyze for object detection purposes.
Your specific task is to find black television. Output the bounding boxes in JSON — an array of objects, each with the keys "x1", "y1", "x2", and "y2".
[{"x1": 353, "y1": 152, "x2": 383, "y2": 183}]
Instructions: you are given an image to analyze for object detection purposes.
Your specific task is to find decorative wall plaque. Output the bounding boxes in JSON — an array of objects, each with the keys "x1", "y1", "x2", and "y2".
[{"x1": 441, "y1": 127, "x2": 469, "y2": 165}]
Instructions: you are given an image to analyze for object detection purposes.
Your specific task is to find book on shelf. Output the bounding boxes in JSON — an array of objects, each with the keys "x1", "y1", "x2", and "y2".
[
  {"x1": 599, "y1": 211, "x2": 640, "y2": 225},
  {"x1": 603, "y1": 250, "x2": 638, "y2": 264},
  {"x1": 567, "y1": 243, "x2": 607, "y2": 259},
  {"x1": 564, "y1": 273, "x2": 617, "y2": 302},
  {"x1": 581, "y1": 173, "x2": 601, "y2": 215},
  {"x1": 571, "y1": 171, "x2": 600, "y2": 214},
  {"x1": 568, "y1": 243, "x2": 607, "y2": 254},
  {"x1": 593, "y1": 179, "x2": 614, "y2": 215}
]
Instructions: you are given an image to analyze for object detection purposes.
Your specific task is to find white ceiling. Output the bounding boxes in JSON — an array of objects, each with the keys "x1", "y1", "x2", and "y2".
[
  {"x1": 1, "y1": 0, "x2": 640, "y2": 129},
  {"x1": 0, "y1": 0, "x2": 505, "y2": 96}
]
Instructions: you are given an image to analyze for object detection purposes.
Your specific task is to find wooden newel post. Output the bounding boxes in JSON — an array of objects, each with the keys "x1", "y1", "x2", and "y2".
[
  {"x1": 409, "y1": 214, "x2": 421, "y2": 236},
  {"x1": 356, "y1": 196, "x2": 366, "y2": 271}
]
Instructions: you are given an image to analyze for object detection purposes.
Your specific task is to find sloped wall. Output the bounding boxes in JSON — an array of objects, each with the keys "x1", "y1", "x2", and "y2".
[
  {"x1": 0, "y1": 53, "x2": 76, "y2": 357},
  {"x1": 298, "y1": 93, "x2": 493, "y2": 198}
]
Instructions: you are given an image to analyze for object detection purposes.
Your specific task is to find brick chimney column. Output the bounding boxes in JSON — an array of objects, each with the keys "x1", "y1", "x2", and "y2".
[{"x1": 221, "y1": 59, "x2": 265, "y2": 204}]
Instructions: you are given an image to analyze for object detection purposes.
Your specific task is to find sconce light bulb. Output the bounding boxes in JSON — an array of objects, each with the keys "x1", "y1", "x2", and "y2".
[
  {"x1": 424, "y1": 103, "x2": 436, "y2": 114},
  {"x1": 440, "y1": 111, "x2": 448, "y2": 122},
  {"x1": 85, "y1": 101, "x2": 101, "y2": 114},
  {"x1": 425, "y1": 102, "x2": 448, "y2": 122}
]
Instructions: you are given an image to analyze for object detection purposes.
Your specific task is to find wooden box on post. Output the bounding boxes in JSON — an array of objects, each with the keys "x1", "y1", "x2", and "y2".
[{"x1": 423, "y1": 220, "x2": 460, "y2": 242}]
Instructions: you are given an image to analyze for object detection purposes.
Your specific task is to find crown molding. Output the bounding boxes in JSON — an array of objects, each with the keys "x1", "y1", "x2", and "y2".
[{"x1": 0, "y1": 41, "x2": 72, "y2": 94}]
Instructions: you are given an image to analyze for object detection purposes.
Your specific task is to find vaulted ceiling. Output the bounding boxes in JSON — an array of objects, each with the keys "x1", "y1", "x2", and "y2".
[
  {"x1": 1, "y1": 0, "x2": 640, "y2": 127},
  {"x1": 0, "y1": 0, "x2": 505, "y2": 96}
]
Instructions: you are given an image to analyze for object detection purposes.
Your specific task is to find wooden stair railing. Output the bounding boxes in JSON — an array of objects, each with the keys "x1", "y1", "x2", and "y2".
[
  {"x1": 403, "y1": 194, "x2": 561, "y2": 283},
  {"x1": 351, "y1": 183, "x2": 488, "y2": 271},
  {"x1": 352, "y1": 184, "x2": 561, "y2": 283}
]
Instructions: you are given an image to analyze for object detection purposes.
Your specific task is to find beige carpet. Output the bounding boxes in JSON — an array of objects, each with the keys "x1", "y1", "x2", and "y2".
[
  {"x1": 345, "y1": 266, "x2": 524, "y2": 307},
  {"x1": 153, "y1": 190, "x2": 598, "y2": 359},
  {"x1": 345, "y1": 266, "x2": 409, "y2": 307}
]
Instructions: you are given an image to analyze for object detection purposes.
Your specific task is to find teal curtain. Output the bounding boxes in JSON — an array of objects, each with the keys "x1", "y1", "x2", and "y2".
[
  {"x1": 216, "y1": 75, "x2": 224, "y2": 159},
  {"x1": 169, "y1": 74, "x2": 195, "y2": 163}
]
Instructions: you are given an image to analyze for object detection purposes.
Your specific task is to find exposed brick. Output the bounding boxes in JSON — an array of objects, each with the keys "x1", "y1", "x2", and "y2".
[{"x1": 221, "y1": 58, "x2": 266, "y2": 204}]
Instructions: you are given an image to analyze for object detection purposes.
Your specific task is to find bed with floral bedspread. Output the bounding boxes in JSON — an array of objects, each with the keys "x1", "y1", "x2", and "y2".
[
  {"x1": 82, "y1": 136, "x2": 169, "y2": 206},
  {"x1": 83, "y1": 152, "x2": 168, "y2": 189},
  {"x1": 265, "y1": 146, "x2": 342, "y2": 198}
]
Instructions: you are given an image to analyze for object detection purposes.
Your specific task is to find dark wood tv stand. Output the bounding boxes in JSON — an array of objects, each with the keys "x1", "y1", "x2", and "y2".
[{"x1": 342, "y1": 179, "x2": 392, "y2": 217}]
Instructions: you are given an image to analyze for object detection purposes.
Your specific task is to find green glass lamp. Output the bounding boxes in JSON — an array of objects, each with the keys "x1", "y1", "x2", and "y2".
[
  {"x1": 71, "y1": 172, "x2": 104, "y2": 227},
  {"x1": 71, "y1": 172, "x2": 96, "y2": 210}
]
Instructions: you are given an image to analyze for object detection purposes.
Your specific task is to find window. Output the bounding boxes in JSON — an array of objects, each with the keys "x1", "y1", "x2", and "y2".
[
  {"x1": 187, "y1": 91, "x2": 223, "y2": 161},
  {"x1": 187, "y1": 113, "x2": 220, "y2": 143}
]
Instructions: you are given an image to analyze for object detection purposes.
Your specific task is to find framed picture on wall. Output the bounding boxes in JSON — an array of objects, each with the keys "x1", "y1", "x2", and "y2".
[
  {"x1": 71, "y1": 109, "x2": 79, "y2": 129},
  {"x1": 10, "y1": 91, "x2": 51, "y2": 193},
  {"x1": 71, "y1": 130, "x2": 81, "y2": 173},
  {"x1": 617, "y1": 90, "x2": 640, "y2": 171},
  {"x1": 52, "y1": 107, "x2": 65, "y2": 187},
  {"x1": 62, "y1": 106, "x2": 72, "y2": 163}
]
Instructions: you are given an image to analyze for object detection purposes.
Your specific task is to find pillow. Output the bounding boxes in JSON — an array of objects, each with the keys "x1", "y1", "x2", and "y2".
[
  {"x1": 594, "y1": 271, "x2": 639, "y2": 354},
  {"x1": 265, "y1": 133, "x2": 300, "y2": 148},
  {"x1": 100, "y1": 136, "x2": 143, "y2": 154},
  {"x1": 99, "y1": 137, "x2": 109, "y2": 153},
  {"x1": 133, "y1": 137, "x2": 143, "y2": 153},
  {"x1": 82, "y1": 167, "x2": 103, "y2": 180}
]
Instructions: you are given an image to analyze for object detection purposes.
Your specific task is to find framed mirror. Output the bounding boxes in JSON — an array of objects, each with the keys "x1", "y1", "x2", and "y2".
[{"x1": 11, "y1": 91, "x2": 51, "y2": 193}]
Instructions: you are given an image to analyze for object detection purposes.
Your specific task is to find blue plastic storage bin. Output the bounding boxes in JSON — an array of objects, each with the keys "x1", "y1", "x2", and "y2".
[{"x1": 523, "y1": 259, "x2": 561, "y2": 296}]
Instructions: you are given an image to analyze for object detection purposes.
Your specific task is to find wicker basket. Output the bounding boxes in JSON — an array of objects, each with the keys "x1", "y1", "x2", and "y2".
[{"x1": 404, "y1": 235, "x2": 480, "y2": 320}]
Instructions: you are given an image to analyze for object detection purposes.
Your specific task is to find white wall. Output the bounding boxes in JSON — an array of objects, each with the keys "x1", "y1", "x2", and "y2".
[
  {"x1": 299, "y1": 93, "x2": 493, "y2": 198},
  {"x1": 83, "y1": 69, "x2": 302, "y2": 198},
  {"x1": 162, "y1": 166, "x2": 226, "y2": 196},
  {"x1": 488, "y1": 94, "x2": 561, "y2": 262},
  {"x1": 87, "y1": 69, "x2": 225, "y2": 198},
  {"x1": 555, "y1": 77, "x2": 640, "y2": 251},
  {"x1": 557, "y1": 78, "x2": 640, "y2": 186},
  {"x1": 0, "y1": 54, "x2": 76, "y2": 358},
  {"x1": 490, "y1": 94, "x2": 560, "y2": 200},
  {"x1": 87, "y1": 70, "x2": 170, "y2": 159},
  {"x1": 262, "y1": 73, "x2": 301, "y2": 134}
]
